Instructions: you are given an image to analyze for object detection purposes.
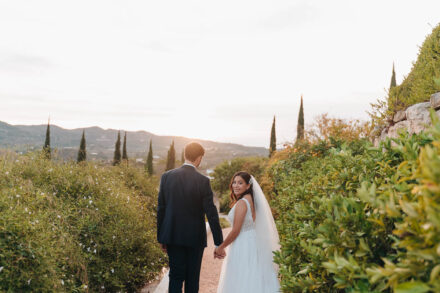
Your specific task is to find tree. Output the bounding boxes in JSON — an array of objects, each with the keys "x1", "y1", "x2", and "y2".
[
  {"x1": 122, "y1": 132, "x2": 128, "y2": 162},
  {"x1": 165, "y1": 140, "x2": 176, "y2": 171},
  {"x1": 269, "y1": 116, "x2": 276, "y2": 157},
  {"x1": 296, "y1": 95, "x2": 305, "y2": 142},
  {"x1": 43, "y1": 118, "x2": 51, "y2": 159},
  {"x1": 389, "y1": 63, "x2": 397, "y2": 91},
  {"x1": 77, "y1": 130, "x2": 87, "y2": 162},
  {"x1": 146, "y1": 139, "x2": 153, "y2": 176},
  {"x1": 181, "y1": 149, "x2": 185, "y2": 164},
  {"x1": 113, "y1": 131, "x2": 121, "y2": 166}
]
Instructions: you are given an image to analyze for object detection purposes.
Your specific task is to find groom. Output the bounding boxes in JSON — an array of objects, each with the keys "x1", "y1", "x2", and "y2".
[{"x1": 157, "y1": 142, "x2": 224, "y2": 293}]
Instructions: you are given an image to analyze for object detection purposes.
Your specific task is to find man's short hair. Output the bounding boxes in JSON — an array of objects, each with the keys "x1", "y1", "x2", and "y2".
[{"x1": 184, "y1": 142, "x2": 205, "y2": 162}]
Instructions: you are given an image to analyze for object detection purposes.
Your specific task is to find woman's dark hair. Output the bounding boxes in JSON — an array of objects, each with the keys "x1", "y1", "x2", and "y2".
[{"x1": 229, "y1": 171, "x2": 254, "y2": 208}]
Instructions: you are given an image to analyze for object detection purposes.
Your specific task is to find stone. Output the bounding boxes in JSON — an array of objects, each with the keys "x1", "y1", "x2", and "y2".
[
  {"x1": 431, "y1": 92, "x2": 440, "y2": 109},
  {"x1": 387, "y1": 120, "x2": 410, "y2": 139},
  {"x1": 393, "y1": 110, "x2": 406, "y2": 123},
  {"x1": 406, "y1": 102, "x2": 431, "y2": 126}
]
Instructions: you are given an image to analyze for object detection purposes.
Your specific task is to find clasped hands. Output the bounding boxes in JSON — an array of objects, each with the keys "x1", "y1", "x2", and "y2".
[{"x1": 214, "y1": 246, "x2": 226, "y2": 259}]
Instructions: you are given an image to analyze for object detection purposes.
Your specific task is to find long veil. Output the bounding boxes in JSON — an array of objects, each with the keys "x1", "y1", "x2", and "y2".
[{"x1": 251, "y1": 176, "x2": 280, "y2": 273}]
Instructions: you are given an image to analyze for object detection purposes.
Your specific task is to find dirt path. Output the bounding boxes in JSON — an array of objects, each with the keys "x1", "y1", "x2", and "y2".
[
  {"x1": 143, "y1": 227, "x2": 231, "y2": 293},
  {"x1": 199, "y1": 227, "x2": 231, "y2": 293}
]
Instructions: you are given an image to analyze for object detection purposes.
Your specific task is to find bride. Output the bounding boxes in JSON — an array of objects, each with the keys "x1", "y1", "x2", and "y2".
[{"x1": 215, "y1": 171, "x2": 280, "y2": 293}]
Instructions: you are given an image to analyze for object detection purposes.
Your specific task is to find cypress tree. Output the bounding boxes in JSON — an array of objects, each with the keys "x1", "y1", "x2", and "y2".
[
  {"x1": 77, "y1": 130, "x2": 87, "y2": 163},
  {"x1": 113, "y1": 131, "x2": 121, "y2": 166},
  {"x1": 43, "y1": 118, "x2": 51, "y2": 159},
  {"x1": 296, "y1": 95, "x2": 305, "y2": 142},
  {"x1": 146, "y1": 139, "x2": 153, "y2": 176},
  {"x1": 122, "y1": 132, "x2": 128, "y2": 162},
  {"x1": 390, "y1": 63, "x2": 397, "y2": 91},
  {"x1": 269, "y1": 116, "x2": 276, "y2": 157},
  {"x1": 181, "y1": 149, "x2": 185, "y2": 164},
  {"x1": 165, "y1": 140, "x2": 176, "y2": 171}
]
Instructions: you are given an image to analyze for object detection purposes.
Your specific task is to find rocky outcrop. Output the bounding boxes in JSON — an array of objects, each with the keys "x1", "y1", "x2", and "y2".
[{"x1": 376, "y1": 92, "x2": 440, "y2": 145}]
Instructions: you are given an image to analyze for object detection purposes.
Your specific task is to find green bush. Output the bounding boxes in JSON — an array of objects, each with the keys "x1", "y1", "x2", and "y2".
[
  {"x1": 269, "y1": 112, "x2": 440, "y2": 292},
  {"x1": 388, "y1": 23, "x2": 440, "y2": 112},
  {"x1": 0, "y1": 152, "x2": 166, "y2": 292}
]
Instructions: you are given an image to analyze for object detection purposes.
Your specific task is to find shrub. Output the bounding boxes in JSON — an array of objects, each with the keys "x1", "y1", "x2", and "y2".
[
  {"x1": 0, "y1": 152, "x2": 166, "y2": 292},
  {"x1": 269, "y1": 112, "x2": 440, "y2": 292}
]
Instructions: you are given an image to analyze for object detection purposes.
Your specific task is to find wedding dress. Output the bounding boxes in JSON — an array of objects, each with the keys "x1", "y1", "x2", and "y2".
[{"x1": 217, "y1": 177, "x2": 280, "y2": 293}]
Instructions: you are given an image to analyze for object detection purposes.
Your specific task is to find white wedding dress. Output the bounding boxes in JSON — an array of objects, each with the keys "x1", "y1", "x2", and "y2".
[{"x1": 217, "y1": 177, "x2": 280, "y2": 293}]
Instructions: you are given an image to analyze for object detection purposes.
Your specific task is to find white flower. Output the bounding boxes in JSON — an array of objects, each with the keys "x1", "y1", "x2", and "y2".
[
  {"x1": 101, "y1": 286, "x2": 105, "y2": 289},
  {"x1": 5, "y1": 171, "x2": 9, "y2": 175},
  {"x1": 112, "y1": 235, "x2": 116, "y2": 239},
  {"x1": 89, "y1": 200, "x2": 93, "y2": 204},
  {"x1": 27, "y1": 279, "x2": 31, "y2": 285},
  {"x1": 83, "y1": 285, "x2": 88, "y2": 289},
  {"x1": 25, "y1": 207, "x2": 28, "y2": 212},
  {"x1": 93, "y1": 249, "x2": 96, "y2": 254},
  {"x1": 61, "y1": 279, "x2": 64, "y2": 285},
  {"x1": 111, "y1": 268, "x2": 114, "y2": 273},
  {"x1": 0, "y1": 266, "x2": 3, "y2": 272},
  {"x1": 16, "y1": 194, "x2": 20, "y2": 198},
  {"x1": 87, "y1": 247, "x2": 90, "y2": 252},
  {"x1": 57, "y1": 215, "x2": 61, "y2": 219}
]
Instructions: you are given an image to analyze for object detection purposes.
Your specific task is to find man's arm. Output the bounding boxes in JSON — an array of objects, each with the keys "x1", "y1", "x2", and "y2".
[
  {"x1": 157, "y1": 173, "x2": 167, "y2": 243},
  {"x1": 203, "y1": 177, "x2": 223, "y2": 246}
]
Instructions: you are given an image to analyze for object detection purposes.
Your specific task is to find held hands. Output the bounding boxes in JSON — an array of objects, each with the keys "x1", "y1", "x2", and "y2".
[{"x1": 214, "y1": 246, "x2": 226, "y2": 259}]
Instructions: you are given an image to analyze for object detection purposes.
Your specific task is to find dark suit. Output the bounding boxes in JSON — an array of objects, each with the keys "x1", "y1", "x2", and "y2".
[{"x1": 157, "y1": 164, "x2": 223, "y2": 293}]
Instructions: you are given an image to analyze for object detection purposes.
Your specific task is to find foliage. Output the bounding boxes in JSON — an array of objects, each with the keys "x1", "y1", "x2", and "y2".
[
  {"x1": 43, "y1": 121, "x2": 51, "y2": 159},
  {"x1": 306, "y1": 113, "x2": 373, "y2": 143},
  {"x1": 297, "y1": 96, "x2": 305, "y2": 142},
  {"x1": 146, "y1": 139, "x2": 154, "y2": 176},
  {"x1": 390, "y1": 63, "x2": 397, "y2": 91},
  {"x1": 267, "y1": 111, "x2": 440, "y2": 292},
  {"x1": 165, "y1": 141, "x2": 175, "y2": 171},
  {"x1": 211, "y1": 157, "x2": 268, "y2": 213},
  {"x1": 77, "y1": 130, "x2": 86, "y2": 163},
  {"x1": 270, "y1": 116, "x2": 277, "y2": 157},
  {"x1": 113, "y1": 131, "x2": 121, "y2": 166},
  {"x1": 122, "y1": 132, "x2": 128, "y2": 161},
  {"x1": 0, "y1": 152, "x2": 166, "y2": 292},
  {"x1": 388, "y1": 23, "x2": 440, "y2": 112}
]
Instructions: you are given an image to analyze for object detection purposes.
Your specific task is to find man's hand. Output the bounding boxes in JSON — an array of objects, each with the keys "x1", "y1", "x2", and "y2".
[
  {"x1": 160, "y1": 243, "x2": 167, "y2": 253},
  {"x1": 214, "y1": 246, "x2": 226, "y2": 259}
]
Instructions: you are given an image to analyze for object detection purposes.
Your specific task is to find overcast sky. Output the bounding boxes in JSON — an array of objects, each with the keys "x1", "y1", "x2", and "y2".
[{"x1": 0, "y1": 0, "x2": 439, "y2": 147}]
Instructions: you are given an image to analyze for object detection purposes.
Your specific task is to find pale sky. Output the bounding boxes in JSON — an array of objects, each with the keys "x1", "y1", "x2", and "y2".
[{"x1": 1, "y1": 0, "x2": 439, "y2": 147}]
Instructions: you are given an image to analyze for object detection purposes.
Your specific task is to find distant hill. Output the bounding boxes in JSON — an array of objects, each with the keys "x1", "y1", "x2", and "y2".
[{"x1": 0, "y1": 121, "x2": 267, "y2": 171}]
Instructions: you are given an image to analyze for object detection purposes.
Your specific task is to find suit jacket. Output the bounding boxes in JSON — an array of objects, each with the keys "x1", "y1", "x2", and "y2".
[{"x1": 157, "y1": 165, "x2": 223, "y2": 247}]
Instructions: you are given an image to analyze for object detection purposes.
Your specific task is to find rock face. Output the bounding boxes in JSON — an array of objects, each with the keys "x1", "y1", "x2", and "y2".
[
  {"x1": 393, "y1": 110, "x2": 406, "y2": 123},
  {"x1": 431, "y1": 92, "x2": 440, "y2": 109},
  {"x1": 376, "y1": 92, "x2": 440, "y2": 145}
]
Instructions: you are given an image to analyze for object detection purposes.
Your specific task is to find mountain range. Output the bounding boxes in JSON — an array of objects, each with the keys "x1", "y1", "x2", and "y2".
[{"x1": 0, "y1": 121, "x2": 267, "y2": 171}]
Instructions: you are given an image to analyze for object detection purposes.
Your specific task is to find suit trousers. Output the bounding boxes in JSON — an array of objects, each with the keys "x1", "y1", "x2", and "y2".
[{"x1": 167, "y1": 244, "x2": 205, "y2": 293}]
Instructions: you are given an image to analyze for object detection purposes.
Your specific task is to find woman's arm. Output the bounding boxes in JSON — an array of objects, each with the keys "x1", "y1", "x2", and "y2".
[{"x1": 217, "y1": 200, "x2": 247, "y2": 252}]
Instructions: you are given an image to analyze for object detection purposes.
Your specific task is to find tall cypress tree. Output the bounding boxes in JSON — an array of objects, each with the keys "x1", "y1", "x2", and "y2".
[
  {"x1": 296, "y1": 95, "x2": 305, "y2": 142},
  {"x1": 43, "y1": 118, "x2": 51, "y2": 159},
  {"x1": 390, "y1": 63, "x2": 397, "y2": 91},
  {"x1": 77, "y1": 130, "x2": 87, "y2": 163},
  {"x1": 113, "y1": 131, "x2": 121, "y2": 166},
  {"x1": 269, "y1": 116, "x2": 276, "y2": 157},
  {"x1": 181, "y1": 149, "x2": 185, "y2": 164},
  {"x1": 165, "y1": 140, "x2": 176, "y2": 171},
  {"x1": 146, "y1": 139, "x2": 153, "y2": 176},
  {"x1": 122, "y1": 132, "x2": 128, "y2": 162}
]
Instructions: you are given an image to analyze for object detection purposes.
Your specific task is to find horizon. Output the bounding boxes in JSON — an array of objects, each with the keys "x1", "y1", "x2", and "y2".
[
  {"x1": 1, "y1": 1, "x2": 439, "y2": 147},
  {"x1": 1, "y1": 119, "x2": 268, "y2": 149}
]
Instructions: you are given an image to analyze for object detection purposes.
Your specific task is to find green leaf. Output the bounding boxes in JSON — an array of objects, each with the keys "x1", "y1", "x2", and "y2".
[{"x1": 395, "y1": 281, "x2": 431, "y2": 293}]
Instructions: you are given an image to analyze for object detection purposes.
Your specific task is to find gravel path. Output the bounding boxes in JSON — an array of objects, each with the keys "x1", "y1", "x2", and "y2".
[
  {"x1": 143, "y1": 227, "x2": 231, "y2": 293},
  {"x1": 199, "y1": 227, "x2": 231, "y2": 293}
]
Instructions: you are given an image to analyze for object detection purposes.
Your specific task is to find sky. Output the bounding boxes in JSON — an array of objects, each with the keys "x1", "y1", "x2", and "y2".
[{"x1": 0, "y1": 0, "x2": 439, "y2": 147}]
